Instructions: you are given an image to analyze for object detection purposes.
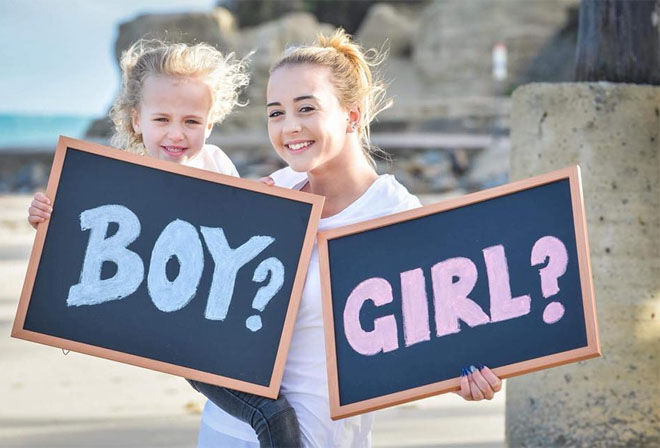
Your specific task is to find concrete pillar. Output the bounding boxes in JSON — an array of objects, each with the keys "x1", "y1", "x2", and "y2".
[{"x1": 506, "y1": 83, "x2": 659, "y2": 446}]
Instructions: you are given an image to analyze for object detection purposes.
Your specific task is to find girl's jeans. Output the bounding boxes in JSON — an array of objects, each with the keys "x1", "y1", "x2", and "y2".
[{"x1": 188, "y1": 380, "x2": 302, "y2": 448}]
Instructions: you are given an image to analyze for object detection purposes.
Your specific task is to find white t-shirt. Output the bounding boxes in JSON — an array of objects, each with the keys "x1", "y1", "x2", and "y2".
[
  {"x1": 186, "y1": 144, "x2": 239, "y2": 176},
  {"x1": 199, "y1": 167, "x2": 421, "y2": 448}
]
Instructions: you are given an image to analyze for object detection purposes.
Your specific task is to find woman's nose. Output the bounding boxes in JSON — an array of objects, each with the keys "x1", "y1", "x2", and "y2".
[{"x1": 283, "y1": 116, "x2": 302, "y2": 134}]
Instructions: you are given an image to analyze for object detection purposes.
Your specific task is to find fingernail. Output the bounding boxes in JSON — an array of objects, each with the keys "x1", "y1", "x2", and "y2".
[
  {"x1": 476, "y1": 363, "x2": 485, "y2": 370},
  {"x1": 461, "y1": 367, "x2": 468, "y2": 377},
  {"x1": 469, "y1": 365, "x2": 477, "y2": 373}
]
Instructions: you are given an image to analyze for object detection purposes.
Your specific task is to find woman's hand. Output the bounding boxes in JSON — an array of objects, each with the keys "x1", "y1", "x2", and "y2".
[
  {"x1": 28, "y1": 192, "x2": 52, "y2": 230},
  {"x1": 456, "y1": 364, "x2": 502, "y2": 401}
]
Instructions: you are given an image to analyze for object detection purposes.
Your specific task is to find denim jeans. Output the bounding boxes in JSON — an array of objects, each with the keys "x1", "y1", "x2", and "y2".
[{"x1": 188, "y1": 380, "x2": 302, "y2": 448}]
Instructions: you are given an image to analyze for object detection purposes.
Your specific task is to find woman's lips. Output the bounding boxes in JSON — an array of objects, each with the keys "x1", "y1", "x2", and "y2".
[{"x1": 285, "y1": 140, "x2": 314, "y2": 153}]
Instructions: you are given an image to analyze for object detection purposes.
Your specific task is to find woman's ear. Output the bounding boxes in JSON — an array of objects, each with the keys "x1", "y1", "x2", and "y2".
[
  {"x1": 346, "y1": 104, "x2": 361, "y2": 133},
  {"x1": 131, "y1": 108, "x2": 141, "y2": 135}
]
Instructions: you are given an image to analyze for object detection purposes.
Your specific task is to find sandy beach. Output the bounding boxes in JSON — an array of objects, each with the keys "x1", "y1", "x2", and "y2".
[{"x1": 1, "y1": 194, "x2": 505, "y2": 448}]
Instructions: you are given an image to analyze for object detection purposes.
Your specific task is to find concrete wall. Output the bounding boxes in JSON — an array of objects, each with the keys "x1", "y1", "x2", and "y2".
[{"x1": 506, "y1": 83, "x2": 659, "y2": 446}]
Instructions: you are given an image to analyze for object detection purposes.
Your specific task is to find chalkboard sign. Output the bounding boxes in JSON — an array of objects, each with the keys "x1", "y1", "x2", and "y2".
[
  {"x1": 318, "y1": 166, "x2": 599, "y2": 419},
  {"x1": 12, "y1": 136, "x2": 324, "y2": 398}
]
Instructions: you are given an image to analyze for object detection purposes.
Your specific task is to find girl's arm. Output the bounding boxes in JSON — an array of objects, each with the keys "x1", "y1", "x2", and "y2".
[{"x1": 27, "y1": 192, "x2": 52, "y2": 229}]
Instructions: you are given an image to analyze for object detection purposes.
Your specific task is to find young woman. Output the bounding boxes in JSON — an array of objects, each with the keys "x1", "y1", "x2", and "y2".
[{"x1": 197, "y1": 29, "x2": 502, "y2": 448}]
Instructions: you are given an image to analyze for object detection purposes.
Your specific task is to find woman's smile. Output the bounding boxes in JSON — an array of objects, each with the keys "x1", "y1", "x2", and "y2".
[{"x1": 285, "y1": 140, "x2": 315, "y2": 153}]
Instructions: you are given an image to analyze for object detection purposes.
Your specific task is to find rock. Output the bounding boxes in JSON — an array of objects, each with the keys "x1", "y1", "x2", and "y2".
[
  {"x1": 85, "y1": 116, "x2": 113, "y2": 140},
  {"x1": 356, "y1": 3, "x2": 418, "y2": 57},
  {"x1": 412, "y1": 0, "x2": 578, "y2": 96},
  {"x1": 222, "y1": 0, "x2": 304, "y2": 28},
  {"x1": 114, "y1": 8, "x2": 237, "y2": 62}
]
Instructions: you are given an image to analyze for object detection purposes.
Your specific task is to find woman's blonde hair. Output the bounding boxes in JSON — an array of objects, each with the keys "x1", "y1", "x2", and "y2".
[
  {"x1": 270, "y1": 29, "x2": 392, "y2": 165},
  {"x1": 110, "y1": 39, "x2": 249, "y2": 154}
]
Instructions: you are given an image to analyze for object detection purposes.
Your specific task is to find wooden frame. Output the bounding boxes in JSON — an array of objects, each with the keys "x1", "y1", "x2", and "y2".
[
  {"x1": 318, "y1": 165, "x2": 599, "y2": 419},
  {"x1": 12, "y1": 136, "x2": 324, "y2": 399}
]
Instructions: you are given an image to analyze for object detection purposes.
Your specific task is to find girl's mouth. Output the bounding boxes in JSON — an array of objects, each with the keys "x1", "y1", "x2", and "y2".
[
  {"x1": 285, "y1": 140, "x2": 314, "y2": 153},
  {"x1": 162, "y1": 146, "x2": 187, "y2": 157}
]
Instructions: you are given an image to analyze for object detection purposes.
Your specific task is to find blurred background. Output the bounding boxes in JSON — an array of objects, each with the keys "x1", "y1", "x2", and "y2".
[
  {"x1": 0, "y1": 0, "x2": 580, "y2": 195},
  {"x1": 3, "y1": 1, "x2": 658, "y2": 447}
]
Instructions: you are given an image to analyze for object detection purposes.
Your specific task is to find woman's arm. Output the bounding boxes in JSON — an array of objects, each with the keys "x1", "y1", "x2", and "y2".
[{"x1": 456, "y1": 365, "x2": 502, "y2": 401}]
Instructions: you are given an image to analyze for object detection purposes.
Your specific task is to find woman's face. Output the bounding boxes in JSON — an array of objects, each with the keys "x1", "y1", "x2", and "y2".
[{"x1": 266, "y1": 64, "x2": 355, "y2": 174}]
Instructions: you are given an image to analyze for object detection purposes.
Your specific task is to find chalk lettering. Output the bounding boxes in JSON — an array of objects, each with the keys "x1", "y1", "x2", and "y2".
[
  {"x1": 68, "y1": 205, "x2": 144, "y2": 306},
  {"x1": 483, "y1": 244, "x2": 531, "y2": 322},
  {"x1": 400, "y1": 268, "x2": 431, "y2": 347},
  {"x1": 344, "y1": 278, "x2": 399, "y2": 356},
  {"x1": 200, "y1": 227, "x2": 274, "y2": 321},
  {"x1": 148, "y1": 219, "x2": 204, "y2": 312},
  {"x1": 431, "y1": 257, "x2": 490, "y2": 337}
]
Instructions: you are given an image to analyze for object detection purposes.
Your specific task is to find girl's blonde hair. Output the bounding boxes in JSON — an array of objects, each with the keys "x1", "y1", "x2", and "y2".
[
  {"x1": 270, "y1": 29, "x2": 392, "y2": 165},
  {"x1": 110, "y1": 39, "x2": 249, "y2": 154}
]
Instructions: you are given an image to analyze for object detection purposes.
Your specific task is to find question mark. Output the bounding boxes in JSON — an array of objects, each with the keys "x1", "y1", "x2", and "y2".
[
  {"x1": 530, "y1": 236, "x2": 568, "y2": 324},
  {"x1": 245, "y1": 257, "x2": 285, "y2": 332}
]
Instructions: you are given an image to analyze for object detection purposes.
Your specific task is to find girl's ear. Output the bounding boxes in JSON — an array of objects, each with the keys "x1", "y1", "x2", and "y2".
[
  {"x1": 131, "y1": 108, "x2": 141, "y2": 135},
  {"x1": 205, "y1": 122, "x2": 214, "y2": 139}
]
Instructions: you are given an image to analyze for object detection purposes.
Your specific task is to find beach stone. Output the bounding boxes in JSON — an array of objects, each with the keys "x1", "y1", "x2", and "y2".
[
  {"x1": 114, "y1": 8, "x2": 236, "y2": 60},
  {"x1": 356, "y1": 3, "x2": 417, "y2": 57},
  {"x1": 412, "y1": 0, "x2": 577, "y2": 96},
  {"x1": 506, "y1": 82, "x2": 660, "y2": 447}
]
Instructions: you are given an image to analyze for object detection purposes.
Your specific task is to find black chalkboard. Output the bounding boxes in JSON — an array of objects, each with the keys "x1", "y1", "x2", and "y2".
[
  {"x1": 318, "y1": 166, "x2": 599, "y2": 419},
  {"x1": 13, "y1": 137, "x2": 323, "y2": 398}
]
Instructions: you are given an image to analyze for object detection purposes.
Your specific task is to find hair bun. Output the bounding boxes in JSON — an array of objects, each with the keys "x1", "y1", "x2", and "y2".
[{"x1": 318, "y1": 29, "x2": 362, "y2": 67}]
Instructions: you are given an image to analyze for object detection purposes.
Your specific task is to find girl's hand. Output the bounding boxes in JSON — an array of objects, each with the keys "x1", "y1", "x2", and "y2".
[
  {"x1": 259, "y1": 176, "x2": 275, "y2": 186},
  {"x1": 456, "y1": 364, "x2": 502, "y2": 401},
  {"x1": 28, "y1": 192, "x2": 52, "y2": 230}
]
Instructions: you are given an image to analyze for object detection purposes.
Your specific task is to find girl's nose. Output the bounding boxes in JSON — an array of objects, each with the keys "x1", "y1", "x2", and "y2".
[{"x1": 167, "y1": 124, "x2": 185, "y2": 141}]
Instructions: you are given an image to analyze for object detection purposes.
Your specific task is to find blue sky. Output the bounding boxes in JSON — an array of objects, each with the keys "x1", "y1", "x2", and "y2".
[{"x1": 0, "y1": 0, "x2": 217, "y2": 116}]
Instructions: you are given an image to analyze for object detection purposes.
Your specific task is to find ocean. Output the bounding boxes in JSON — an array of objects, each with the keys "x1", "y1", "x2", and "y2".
[{"x1": 0, "y1": 114, "x2": 95, "y2": 149}]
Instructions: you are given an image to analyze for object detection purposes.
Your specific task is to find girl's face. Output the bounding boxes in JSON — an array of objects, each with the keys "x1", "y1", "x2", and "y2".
[
  {"x1": 132, "y1": 75, "x2": 213, "y2": 164},
  {"x1": 266, "y1": 64, "x2": 356, "y2": 173}
]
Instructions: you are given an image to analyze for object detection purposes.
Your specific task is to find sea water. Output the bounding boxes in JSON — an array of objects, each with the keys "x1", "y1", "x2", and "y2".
[{"x1": 0, "y1": 114, "x2": 94, "y2": 149}]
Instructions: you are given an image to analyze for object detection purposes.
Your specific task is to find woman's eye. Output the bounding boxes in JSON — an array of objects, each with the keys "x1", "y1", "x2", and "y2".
[
  {"x1": 154, "y1": 117, "x2": 168, "y2": 122},
  {"x1": 268, "y1": 110, "x2": 283, "y2": 118},
  {"x1": 299, "y1": 106, "x2": 315, "y2": 113}
]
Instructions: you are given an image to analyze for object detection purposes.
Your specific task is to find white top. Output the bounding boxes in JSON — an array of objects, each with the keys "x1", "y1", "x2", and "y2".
[
  {"x1": 186, "y1": 144, "x2": 239, "y2": 177},
  {"x1": 199, "y1": 167, "x2": 421, "y2": 448}
]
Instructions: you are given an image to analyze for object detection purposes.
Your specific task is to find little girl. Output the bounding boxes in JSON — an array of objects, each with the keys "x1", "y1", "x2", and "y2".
[
  {"x1": 198, "y1": 29, "x2": 503, "y2": 447},
  {"x1": 27, "y1": 39, "x2": 303, "y2": 447},
  {"x1": 28, "y1": 38, "x2": 247, "y2": 226}
]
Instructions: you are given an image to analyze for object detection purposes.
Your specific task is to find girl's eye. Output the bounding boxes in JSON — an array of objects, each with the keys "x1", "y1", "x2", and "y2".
[
  {"x1": 268, "y1": 110, "x2": 283, "y2": 118},
  {"x1": 186, "y1": 119, "x2": 201, "y2": 125}
]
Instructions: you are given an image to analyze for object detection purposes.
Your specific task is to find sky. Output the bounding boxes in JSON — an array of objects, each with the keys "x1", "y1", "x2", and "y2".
[{"x1": 0, "y1": 0, "x2": 218, "y2": 116}]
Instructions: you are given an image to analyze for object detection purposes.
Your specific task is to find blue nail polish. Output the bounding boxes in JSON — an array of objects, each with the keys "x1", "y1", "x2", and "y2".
[
  {"x1": 476, "y1": 363, "x2": 485, "y2": 370},
  {"x1": 461, "y1": 367, "x2": 468, "y2": 377},
  {"x1": 469, "y1": 365, "x2": 477, "y2": 373}
]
